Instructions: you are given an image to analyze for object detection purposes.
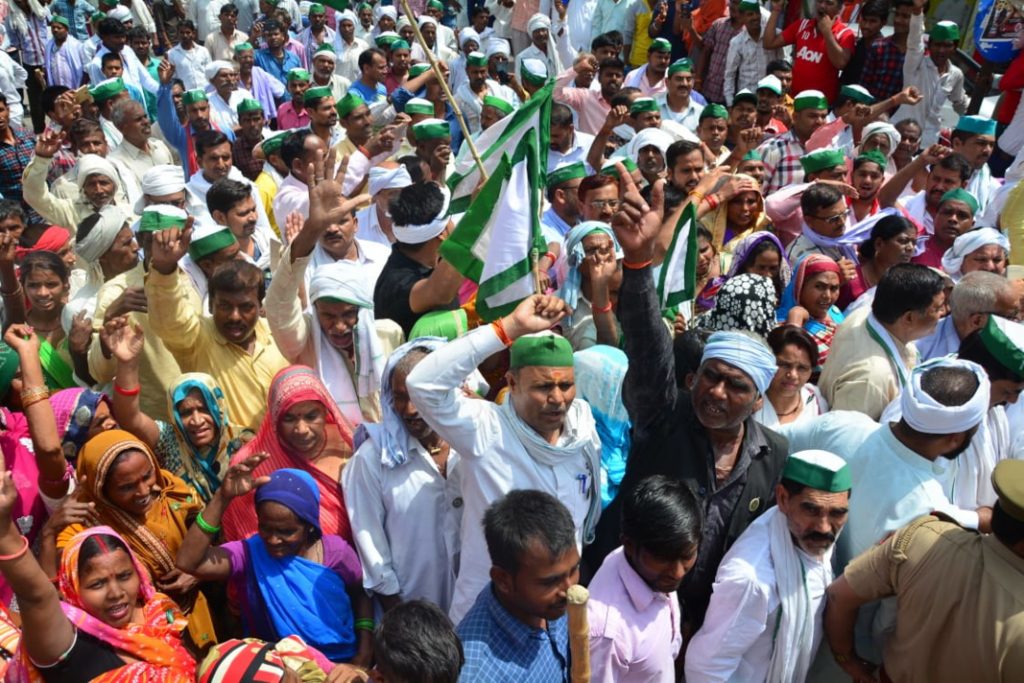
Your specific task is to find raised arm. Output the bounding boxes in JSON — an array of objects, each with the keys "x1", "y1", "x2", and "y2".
[
  {"x1": 156, "y1": 60, "x2": 187, "y2": 150},
  {"x1": 587, "y1": 105, "x2": 629, "y2": 175},
  {"x1": 144, "y1": 222, "x2": 203, "y2": 357},
  {"x1": 817, "y1": 13, "x2": 851, "y2": 70},
  {"x1": 4, "y1": 325, "x2": 71, "y2": 501},
  {"x1": 22, "y1": 131, "x2": 80, "y2": 230},
  {"x1": 902, "y1": 2, "x2": 926, "y2": 77},
  {"x1": 762, "y1": 0, "x2": 787, "y2": 51},
  {"x1": 0, "y1": 233, "x2": 25, "y2": 329},
  {"x1": 878, "y1": 143, "x2": 950, "y2": 208},
  {"x1": 104, "y1": 317, "x2": 161, "y2": 450}
]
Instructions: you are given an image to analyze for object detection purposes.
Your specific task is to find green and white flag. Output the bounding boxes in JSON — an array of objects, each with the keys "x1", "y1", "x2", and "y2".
[
  {"x1": 447, "y1": 82, "x2": 553, "y2": 216},
  {"x1": 440, "y1": 87, "x2": 550, "y2": 321},
  {"x1": 657, "y1": 201, "x2": 698, "y2": 309}
]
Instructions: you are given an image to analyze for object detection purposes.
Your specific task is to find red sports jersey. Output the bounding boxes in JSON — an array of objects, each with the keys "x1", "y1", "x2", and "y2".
[{"x1": 782, "y1": 18, "x2": 856, "y2": 104}]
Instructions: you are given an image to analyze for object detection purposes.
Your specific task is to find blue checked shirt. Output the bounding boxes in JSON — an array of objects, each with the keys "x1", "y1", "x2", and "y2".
[
  {"x1": 457, "y1": 583, "x2": 570, "y2": 683},
  {"x1": 50, "y1": 0, "x2": 92, "y2": 41},
  {"x1": 0, "y1": 125, "x2": 40, "y2": 224}
]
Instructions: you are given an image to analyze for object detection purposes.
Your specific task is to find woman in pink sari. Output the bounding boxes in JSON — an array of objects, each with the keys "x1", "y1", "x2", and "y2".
[{"x1": 220, "y1": 366, "x2": 355, "y2": 543}]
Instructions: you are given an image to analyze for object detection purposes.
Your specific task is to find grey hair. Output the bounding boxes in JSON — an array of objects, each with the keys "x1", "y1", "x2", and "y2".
[
  {"x1": 949, "y1": 271, "x2": 1013, "y2": 322},
  {"x1": 110, "y1": 98, "x2": 144, "y2": 127}
]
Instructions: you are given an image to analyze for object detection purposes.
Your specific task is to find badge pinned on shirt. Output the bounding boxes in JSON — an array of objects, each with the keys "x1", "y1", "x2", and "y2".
[{"x1": 748, "y1": 497, "x2": 760, "y2": 512}]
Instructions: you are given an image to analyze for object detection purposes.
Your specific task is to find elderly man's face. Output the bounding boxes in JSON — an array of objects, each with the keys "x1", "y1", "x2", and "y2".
[
  {"x1": 691, "y1": 358, "x2": 760, "y2": 430},
  {"x1": 777, "y1": 485, "x2": 849, "y2": 558}
]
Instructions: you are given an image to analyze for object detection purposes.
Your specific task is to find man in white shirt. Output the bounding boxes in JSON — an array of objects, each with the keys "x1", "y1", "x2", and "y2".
[
  {"x1": 950, "y1": 115, "x2": 1000, "y2": 218},
  {"x1": 332, "y1": 9, "x2": 369, "y2": 83},
  {"x1": 657, "y1": 58, "x2": 704, "y2": 131},
  {"x1": 166, "y1": 20, "x2": 213, "y2": 91},
  {"x1": 687, "y1": 451, "x2": 852, "y2": 683},
  {"x1": 108, "y1": 98, "x2": 176, "y2": 184},
  {"x1": 204, "y1": 2, "x2": 249, "y2": 61},
  {"x1": 723, "y1": 0, "x2": 780, "y2": 105},
  {"x1": 548, "y1": 102, "x2": 595, "y2": 173},
  {"x1": 454, "y1": 50, "x2": 518, "y2": 134},
  {"x1": 205, "y1": 59, "x2": 253, "y2": 132},
  {"x1": 45, "y1": 17, "x2": 87, "y2": 90},
  {"x1": 407, "y1": 294, "x2": 602, "y2": 624},
  {"x1": 515, "y1": 13, "x2": 562, "y2": 85},
  {"x1": 88, "y1": 17, "x2": 159, "y2": 93}
]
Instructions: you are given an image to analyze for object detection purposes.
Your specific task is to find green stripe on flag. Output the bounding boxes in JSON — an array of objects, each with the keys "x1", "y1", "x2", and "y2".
[{"x1": 656, "y1": 201, "x2": 698, "y2": 309}]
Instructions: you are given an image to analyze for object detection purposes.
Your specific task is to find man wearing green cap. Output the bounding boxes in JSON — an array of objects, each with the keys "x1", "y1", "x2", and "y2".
[
  {"x1": 205, "y1": 3, "x2": 249, "y2": 61},
  {"x1": 157, "y1": 58, "x2": 237, "y2": 177},
  {"x1": 949, "y1": 115, "x2": 998, "y2": 217},
  {"x1": 688, "y1": 449, "x2": 852, "y2": 682},
  {"x1": 657, "y1": 58, "x2": 702, "y2": 131},
  {"x1": 892, "y1": 3, "x2": 967, "y2": 146},
  {"x1": 44, "y1": 16, "x2": 89, "y2": 90},
  {"x1": 405, "y1": 292, "x2": 601, "y2": 624},
  {"x1": 622, "y1": 37, "x2": 671, "y2": 98},
  {"x1": 233, "y1": 41, "x2": 288, "y2": 126},
  {"x1": 277, "y1": 67, "x2": 312, "y2": 129},
  {"x1": 298, "y1": 3, "x2": 335, "y2": 66},
  {"x1": 383, "y1": 39, "x2": 412, "y2": 94},
  {"x1": 759, "y1": 89, "x2": 830, "y2": 194},
  {"x1": 764, "y1": 0, "x2": 854, "y2": 104},
  {"x1": 233, "y1": 98, "x2": 269, "y2": 181},
  {"x1": 515, "y1": 13, "x2": 562, "y2": 90},
  {"x1": 454, "y1": 50, "x2": 518, "y2": 135},
  {"x1": 723, "y1": 0, "x2": 780, "y2": 106},
  {"x1": 829, "y1": 458, "x2": 1024, "y2": 680}
]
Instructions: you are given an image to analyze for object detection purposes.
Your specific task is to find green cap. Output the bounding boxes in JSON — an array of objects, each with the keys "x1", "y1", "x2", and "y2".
[
  {"x1": 392, "y1": 39, "x2": 411, "y2": 52},
  {"x1": 335, "y1": 91, "x2": 365, "y2": 118},
  {"x1": 667, "y1": 58, "x2": 693, "y2": 75},
  {"x1": 428, "y1": 0, "x2": 445, "y2": 10},
  {"x1": 412, "y1": 118, "x2": 451, "y2": 141},
  {"x1": 979, "y1": 315, "x2": 1024, "y2": 379},
  {"x1": 781, "y1": 450, "x2": 852, "y2": 492},
  {"x1": 466, "y1": 51, "x2": 488, "y2": 68},
  {"x1": 50, "y1": 16, "x2": 70, "y2": 28},
  {"x1": 314, "y1": 43, "x2": 336, "y2": 58},
  {"x1": 188, "y1": 225, "x2": 238, "y2": 261},
  {"x1": 89, "y1": 77, "x2": 127, "y2": 103},
  {"x1": 91, "y1": 11, "x2": 107, "y2": 22},
  {"x1": 322, "y1": 0, "x2": 351, "y2": 10},
  {"x1": 630, "y1": 97, "x2": 658, "y2": 115},
  {"x1": 742, "y1": 149, "x2": 762, "y2": 162},
  {"x1": 855, "y1": 149, "x2": 888, "y2": 170},
  {"x1": 700, "y1": 103, "x2": 728, "y2": 121},
  {"x1": 840, "y1": 84, "x2": 875, "y2": 104},
  {"x1": 649, "y1": 38, "x2": 672, "y2": 53},
  {"x1": 182, "y1": 89, "x2": 208, "y2": 105},
  {"x1": 409, "y1": 63, "x2": 432, "y2": 77},
  {"x1": 546, "y1": 161, "x2": 587, "y2": 187},
  {"x1": 234, "y1": 41, "x2": 254, "y2": 52},
  {"x1": 993, "y1": 460, "x2": 1024, "y2": 521},
  {"x1": 410, "y1": 308, "x2": 469, "y2": 341},
  {"x1": 955, "y1": 114, "x2": 997, "y2": 137},
  {"x1": 99, "y1": 0, "x2": 117, "y2": 7},
  {"x1": 139, "y1": 205, "x2": 188, "y2": 233},
  {"x1": 756, "y1": 74, "x2": 783, "y2": 95},
  {"x1": 940, "y1": 188, "x2": 979, "y2": 215},
  {"x1": 303, "y1": 86, "x2": 333, "y2": 103},
  {"x1": 483, "y1": 94, "x2": 514, "y2": 116},
  {"x1": 287, "y1": 68, "x2": 311, "y2": 83},
  {"x1": 929, "y1": 20, "x2": 960, "y2": 43},
  {"x1": 404, "y1": 98, "x2": 434, "y2": 116},
  {"x1": 732, "y1": 89, "x2": 757, "y2": 107},
  {"x1": 738, "y1": 0, "x2": 760, "y2": 10},
  {"x1": 800, "y1": 148, "x2": 846, "y2": 174},
  {"x1": 309, "y1": 2, "x2": 326, "y2": 13},
  {"x1": 793, "y1": 89, "x2": 829, "y2": 112},
  {"x1": 509, "y1": 333, "x2": 574, "y2": 369},
  {"x1": 601, "y1": 157, "x2": 639, "y2": 177},
  {"x1": 236, "y1": 98, "x2": 263, "y2": 114},
  {"x1": 262, "y1": 132, "x2": 288, "y2": 156},
  {"x1": 375, "y1": 32, "x2": 401, "y2": 49},
  {"x1": 521, "y1": 59, "x2": 548, "y2": 87}
]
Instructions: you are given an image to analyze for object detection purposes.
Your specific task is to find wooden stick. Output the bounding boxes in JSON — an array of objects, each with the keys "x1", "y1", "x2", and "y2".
[
  {"x1": 566, "y1": 584, "x2": 590, "y2": 683},
  {"x1": 398, "y1": 0, "x2": 488, "y2": 182},
  {"x1": 531, "y1": 247, "x2": 543, "y2": 295}
]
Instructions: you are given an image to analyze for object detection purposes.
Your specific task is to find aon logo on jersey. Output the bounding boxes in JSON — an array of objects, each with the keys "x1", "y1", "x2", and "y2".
[{"x1": 796, "y1": 46, "x2": 824, "y2": 64}]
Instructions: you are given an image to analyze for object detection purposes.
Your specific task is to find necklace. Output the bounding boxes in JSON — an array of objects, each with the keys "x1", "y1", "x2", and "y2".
[{"x1": 773, "y1": 395, "x2": 803, "y2": 417}]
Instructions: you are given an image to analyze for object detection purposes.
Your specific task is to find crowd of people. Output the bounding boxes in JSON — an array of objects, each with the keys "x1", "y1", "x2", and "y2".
[{"x1": 0, "y1": 0, "x2": 1015, "y2": 680}]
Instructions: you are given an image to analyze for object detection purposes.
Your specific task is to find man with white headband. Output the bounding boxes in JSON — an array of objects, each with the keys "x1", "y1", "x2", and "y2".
[
  {"x1": 515, "y1": 13, "x2": 562, "y2": 87},
  {"x1": 586, "y1": 190, "x2": 788, "y2": 633},
  {"x1": 941, "y1": 227, "x2": 1010, "y2": 281},
  {"x1": 205, "y1": 59, "x2": 251, "y2": 132},
  {"x1": 356, "y1": 164, "x2": 413, "y2": 247},
  {"x1": 373, "y1": 182, "x2": 464, "y2": 337},
  {"x1": 449, "y1": 27, "x2": 480, "y2": 95},
  {"x1": 332, "y1": 9, "x2": 369, "y2": 83},
  {"x1": 24, "y1": 149, "x2": 136, "y2": 231},
  {"x1": 688, "y1": 450, "x2": 852, "y2": 683}
]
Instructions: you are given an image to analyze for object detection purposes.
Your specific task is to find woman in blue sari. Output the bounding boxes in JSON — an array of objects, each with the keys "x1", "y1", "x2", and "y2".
[
  {"x1": 176, "y1": 462, "x2": 374, "y2": 671},
  {"x1": 776, "y1": 254, "x2": 845, "y2": 372}
]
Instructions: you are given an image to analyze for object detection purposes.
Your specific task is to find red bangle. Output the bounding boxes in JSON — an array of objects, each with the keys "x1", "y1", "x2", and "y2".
[
  {"x1": 0, "y1": 535, "x2": 28, "y2": 562},
  {"x1": 114, "y1": 383, "x2": 141, "y2": 397},
  {"x1": 542, "y1": 251, "x2": 556, "y2": 264},
  {"x1": 622, "y1": 259, "x2": 653, "y2": 270},
  {"x1": 357, "y1": 145, "x2": 371, "y2": 158},
  {"x1": 706, "y1": 194, "x2": 719, "y2": 211},
  {"x1": 592, "y1": 301, "x2": 613, "y2": 314},
  {"x1": 491, "y1": 319, "x2": 513, "y2": 346}
]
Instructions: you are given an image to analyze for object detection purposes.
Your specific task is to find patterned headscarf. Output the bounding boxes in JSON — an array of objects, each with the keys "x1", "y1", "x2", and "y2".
[{"x1": 695, "y1": 273, "x2": 777, "y2": 339}]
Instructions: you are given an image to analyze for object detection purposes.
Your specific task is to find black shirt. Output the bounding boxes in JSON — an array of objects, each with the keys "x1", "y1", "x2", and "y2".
[
  {"x1": 373, "y1": 246, "x2": 459, "y2": 337},
  {"x1": 39, "y1": 630, "x2": 124, "y2": 683}
]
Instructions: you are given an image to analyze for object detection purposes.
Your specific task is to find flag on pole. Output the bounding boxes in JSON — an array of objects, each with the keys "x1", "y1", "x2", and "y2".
[
  {"x1": 656, "y1": 202, "x2": 699, "y2": 309},
  {"x1": 447, "y1": 83, "x2": 554, "y2": 216},
  {"x1": 440, "y1": 86, "x2": 551, "y2": 321}
]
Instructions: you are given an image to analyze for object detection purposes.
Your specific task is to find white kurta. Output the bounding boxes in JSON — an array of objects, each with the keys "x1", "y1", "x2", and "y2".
[
  {"x1": 206, "y1": 87, "x2": 255, "y2": 133},
  {"x1": 341, "y1": 433, "x2": 462, "y2": 611},
  {"x1": 913, "y1": 315, "x2": 960, "y2": 362},
  {"x1": 453, "y1": 79, "x2": 519, "y2": 134},
  {"x1": 406, "y1": 325, "x2": 600, "y2": 624},
  {"x1": 686, "y1": 508, "x2": 832, "y2": 683},
  {"x1": 966, "y1": 165, "x2": 1000, "y2": 219},
  {"x1": 774, "y1": 410, "x2": 881, "y2": 463},
  {"x1": 354, "y1": 204, "x2": 392, "y2": 248},
  {"x1": 752, "y1": 384, "x2": 828, "y2": 430}
]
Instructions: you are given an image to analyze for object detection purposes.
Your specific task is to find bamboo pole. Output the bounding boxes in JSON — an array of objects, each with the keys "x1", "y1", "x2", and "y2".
[
  {"x1": 398, "y1": 0, "x2": 488, "y2": 181},
  {"x1": 566, "y1": 584, "x2": 591, "y2": 683}
]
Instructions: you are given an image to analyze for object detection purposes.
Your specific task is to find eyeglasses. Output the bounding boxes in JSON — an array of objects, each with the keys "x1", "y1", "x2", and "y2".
[
  {"x1": 811, "y1": 211, "x2": 847, "y2": 227},
  {"x1": 589, "y1": 199, "x2": 621, "y2": 211}
]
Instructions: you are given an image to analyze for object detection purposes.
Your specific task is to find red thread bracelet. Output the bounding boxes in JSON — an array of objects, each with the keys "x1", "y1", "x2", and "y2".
[
  {"x1": 622, "y1": 259, "x2": 653, "y2": 270},
  {"x1": 114, "y1": 384, "x2": 141, "y2": 397},
  {"x1": 592, "y1": 301, "x2": 613, "y2": 314},
  {"x1": 492, "y1": 319, "x2": 513, "y2": 346}
]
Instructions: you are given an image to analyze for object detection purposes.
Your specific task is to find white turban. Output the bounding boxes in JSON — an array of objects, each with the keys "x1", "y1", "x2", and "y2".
[
  {"x1": 375, "y1": 5, "x2": 397, "y2": 21},
  {"x1": 701, "y1": 330, "x2": 778, "y2": 394},
  {"x1": 860, "y1": 122, "x2": 901, "y2": 158},
  {"x1": 527, "y1": 13, "x2": 551, "y2": 33},
  {"x1": 134, "y1": 164, "x2": 186, "y2": 213},
  {"x1": 484, "y1": 38, "x2": 510, "y2": 58},
  {"x1": 460, "y1": 27, "x2": 480, "y2": 49},
  {"x1": 392, "y1": 187, "x2": 451, "y2": 244},
  {"x1": 205, "y1": 60, "x2": 235, "y2": 81},
  {"x1": 76, "y1": 204, "x2": 128, "y2": 262},
  {"x1": 338, "y1": 9, "x2": 357, "y2": 25},
  {"x1": 629, "y1": 127, "x2": 674, "y2": 159},
  {"x1": 900, "y1": 357, "x2": 990, "y2": 434},
  {"x1": 941, "y1": 227, "x2": 1011, "y2": 280},
  {"x1": 76, "y1": 154, "x2": 120, "y2": 188},
  {"x1": 418, "y1": 14, "x2": 437, "y2": 28},
  {"x1": 108, "y1": 6, "x2": 131, "y2": 22},
  {"x1": 308, "y1": 261, "x2": 385, "y2": 424},
  {"x1": 369, "y1": 165, "x2": 413, "y2": 195}
]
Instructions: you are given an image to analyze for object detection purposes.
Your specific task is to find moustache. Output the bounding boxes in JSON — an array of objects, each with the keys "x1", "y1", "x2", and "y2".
[{"x1": 802, "y1": 531, "x2": 836, "y2": 544}]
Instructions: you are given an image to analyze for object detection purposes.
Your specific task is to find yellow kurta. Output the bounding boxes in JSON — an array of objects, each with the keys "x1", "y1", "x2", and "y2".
[{"x1": 144, "y1": 269, "x2": 290, "y2": 431}]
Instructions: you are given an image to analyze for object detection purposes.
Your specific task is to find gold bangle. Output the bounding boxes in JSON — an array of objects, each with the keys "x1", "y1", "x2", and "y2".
[
  {"x1": 20, "y1": 394, "x2": 50, "y2": 410},
  {"x1": 19, "y1": 386, "x2": 49, "y2": 404}
]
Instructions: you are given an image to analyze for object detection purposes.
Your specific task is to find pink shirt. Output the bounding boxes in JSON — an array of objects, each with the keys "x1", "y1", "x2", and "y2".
[
  {"x1": 587, "y1": 547, "x2": 681, "y2": 683},
  {"x1": 277, "y1": 101, "x2": 311, "y2": 130},
  {"x1": 554, "y1": 68, "x2": 612, "y2": 136}
]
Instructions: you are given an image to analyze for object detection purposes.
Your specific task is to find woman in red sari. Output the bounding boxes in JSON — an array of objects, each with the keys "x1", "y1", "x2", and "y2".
[{"x1": 220, "y1": 365, "x2": 355, "y2": 543}]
